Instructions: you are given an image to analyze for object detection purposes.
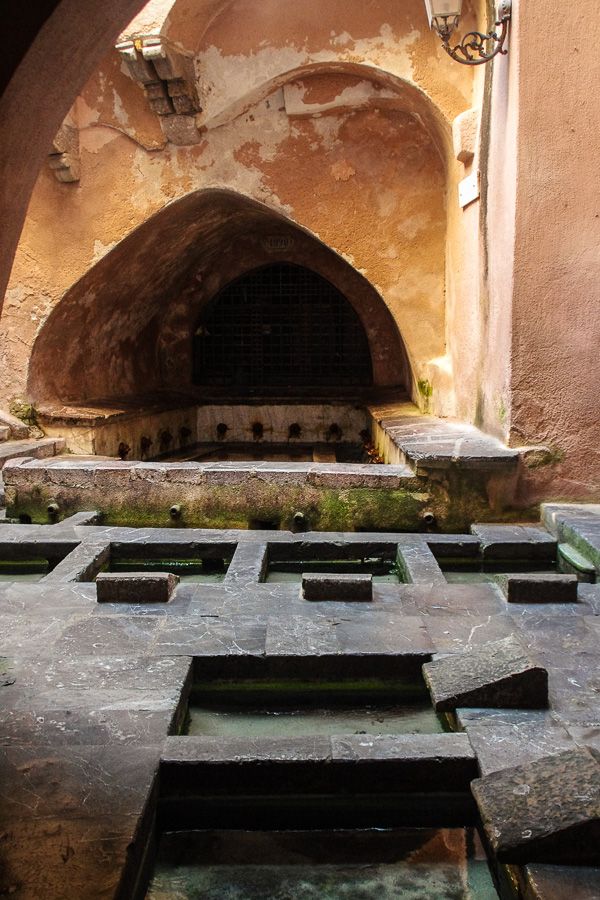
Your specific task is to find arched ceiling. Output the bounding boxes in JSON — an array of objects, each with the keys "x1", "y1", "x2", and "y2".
[{"x1": 28, "y1": 190, "x2": 409, "y2": 404}]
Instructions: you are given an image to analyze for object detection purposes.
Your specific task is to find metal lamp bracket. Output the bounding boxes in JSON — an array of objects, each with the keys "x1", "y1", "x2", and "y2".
[{"x1": 436, "y1": 0, "x2": 512, "y2": 66}]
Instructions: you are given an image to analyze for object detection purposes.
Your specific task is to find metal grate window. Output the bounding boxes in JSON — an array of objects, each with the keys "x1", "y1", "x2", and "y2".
[{"x1": 193, "y1": 264, "x2": 373, "y2": 391}]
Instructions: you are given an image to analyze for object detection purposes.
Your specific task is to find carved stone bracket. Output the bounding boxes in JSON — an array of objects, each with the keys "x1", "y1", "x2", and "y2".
[
  {"x1": 48, "y1": 123, "x2": 80, "y2": 183},
  {"x1": 116, "y1": 37, "x2": 202, "y2": 145}
]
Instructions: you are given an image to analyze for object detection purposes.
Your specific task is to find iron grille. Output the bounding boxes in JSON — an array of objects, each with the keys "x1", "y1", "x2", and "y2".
[{"x1": 193, "y1": 264, "x2": 372, "y2": 391}]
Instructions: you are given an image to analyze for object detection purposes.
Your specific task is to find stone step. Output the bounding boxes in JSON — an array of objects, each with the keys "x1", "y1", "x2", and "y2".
[
  {"x1": 0, "y1": 438, "x2": 65, "y2": 470},
  {"x1": 369, "y1": 402, "x2": 519, "y2": 473},
  {"x1": 0, "y1": 409, "x2": 31, "y2": 440},
  {"x1": 0, "y1": 426, "x2": 10, "y2": 442}
]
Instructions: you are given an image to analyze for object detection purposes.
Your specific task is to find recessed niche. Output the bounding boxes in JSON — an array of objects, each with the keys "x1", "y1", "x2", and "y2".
[
  {"x1": 90, "y1": 542, "x2": 236, "y2": 584},
  {"x1": 0, "y1": 558, "x2": 51, "y2": 582},
  {"x1": 147, "y1": 827, "x2": 498, "y2": 899},
  {"x1": 440, "y1": 559, "x2": 559, "y2": 585},
  {"x1": 264, "y1": 542, "x2": 403, "y2": 585},
  {"x1": 184, "y1": 677, "x2": 443, "y2": 738}
]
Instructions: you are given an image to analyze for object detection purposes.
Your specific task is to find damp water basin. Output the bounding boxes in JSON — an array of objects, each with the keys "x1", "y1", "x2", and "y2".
[{"x1": 146, "y1": 827, "x2": 498, "y2": 899}]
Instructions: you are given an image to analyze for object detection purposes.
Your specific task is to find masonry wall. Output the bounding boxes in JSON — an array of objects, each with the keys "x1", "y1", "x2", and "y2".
[
  {"x1": 1, "y1": 0, "x2": 481, "y2": 415},
  {"x1": 2, "y1": 0, "x2": 598, "y2": 503}
]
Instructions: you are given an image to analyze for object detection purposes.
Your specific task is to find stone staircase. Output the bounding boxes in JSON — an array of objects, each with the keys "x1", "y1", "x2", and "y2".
[
  {"x1": 0, "y1": 410, "x2": 65, "y2": 507},
  {"x1": 0, "y1": 436, "x2": 66, "y2": 467}
]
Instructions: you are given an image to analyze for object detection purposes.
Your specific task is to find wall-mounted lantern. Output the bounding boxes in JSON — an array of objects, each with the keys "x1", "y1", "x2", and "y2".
[{"x1": 425, "y1": 0, "x2": 511, "y2": 65}]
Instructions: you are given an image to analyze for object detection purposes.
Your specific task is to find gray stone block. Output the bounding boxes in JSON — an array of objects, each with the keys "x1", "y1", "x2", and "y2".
[
  {"x1": 422, "y1": 636, "x2": 548, "y2": 711},
  {"x1": 472, "y1": 748, "x2": 600, "y2": 865},
  {"x1": 501, "y1": 573, "x2": 579, "y2": 603},
  {"x1": 302, "y1": 572, "x2": 373, "y2": 602},
  {"x1": 96, "y1": 571, "x2": 179, "y2": 603}
]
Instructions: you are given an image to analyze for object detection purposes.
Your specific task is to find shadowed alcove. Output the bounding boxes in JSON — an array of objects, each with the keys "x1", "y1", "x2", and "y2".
[
  {"x1": 193, "y1": 263, "x2": 373, "y2": 395},
  {"x1": 28, "y1": 190, "x2": 409, "y2": 407}
]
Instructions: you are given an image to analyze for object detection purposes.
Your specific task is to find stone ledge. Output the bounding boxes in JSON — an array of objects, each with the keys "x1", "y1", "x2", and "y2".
[
  {"x1": 369, "y1": 405, "x2": 519, "y2": 472},
  {"x1": 471, "y1": 524, "x2": 557, "y2": 560}
]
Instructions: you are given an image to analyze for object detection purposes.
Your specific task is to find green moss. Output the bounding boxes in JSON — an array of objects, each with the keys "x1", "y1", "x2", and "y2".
[
  {"x1": 498, "y1": 397, "x2": 507, "y2": 425},
  {"x1": 7, "y1": 472, "x2": 541, "y2": 533},
  {"x1": 417, "y1": 379, "x2": 433, "y2": 413},
  {"x1": 8, "y1": 400, "x2": 38, "y2": 426},
  {"x1": 417, "y1": 379, "x2": 433, "y2": 399},
  {"x1": 315, "y1": 488, "x2": 428, "y2": 532},
  {"x1": 523, "y1": 446, "x2": 565, "y2": 469}
]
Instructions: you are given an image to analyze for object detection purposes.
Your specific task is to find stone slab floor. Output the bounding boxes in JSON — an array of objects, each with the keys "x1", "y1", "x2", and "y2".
[{"x1": 0, "y1": 507, "x2": 598, "y2": 898}]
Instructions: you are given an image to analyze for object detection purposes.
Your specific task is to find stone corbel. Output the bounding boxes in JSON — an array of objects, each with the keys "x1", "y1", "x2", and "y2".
[
  {"x1": 116, "y1": 37, "x2": 202, "y2": 145},
  {"x1": 452, "y1": 107, "x2": 480, "y2": 167},
  {"x1": 48, "y1": 123, "x2": 80, "y2": 183}
]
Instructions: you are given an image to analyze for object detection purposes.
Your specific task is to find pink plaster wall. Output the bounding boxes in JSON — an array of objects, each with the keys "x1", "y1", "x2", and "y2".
[{"x1": 485, "y1": 0, "x2": 600, "y2": 500}]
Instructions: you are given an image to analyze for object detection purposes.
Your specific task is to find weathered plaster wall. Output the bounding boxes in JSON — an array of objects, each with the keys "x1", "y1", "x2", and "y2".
[
  {"x1": 25, "y1": 191, "x2": 410, "y2": 403},
  {"x1": 0, "y1": 0, "x2": 148, "y2": 305},
  {"x1": 3, "y1": 0, "x2": 476, "y2": 410},
  {"x1": 485, "y1": 0, "x2": 600, "y2": 501},
  {"x1": 482, "y1": 6, "x2": 518, "y2": 442},
  {"x1": 2, "y1": 0, "x2": 599, "y2": 505}
]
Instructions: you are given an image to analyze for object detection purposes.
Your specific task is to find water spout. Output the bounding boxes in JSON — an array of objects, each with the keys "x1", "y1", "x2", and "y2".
[
  {"x1": 325, "y1": 423, "x2": 343, "y2": 442},
  {"x1": 158, "y1": 429, "x2": 173, "y2": 454}
]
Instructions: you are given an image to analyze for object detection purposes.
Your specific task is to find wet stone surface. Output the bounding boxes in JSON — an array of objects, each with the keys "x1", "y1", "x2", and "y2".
[
  {"x1": 0, "y1": 517, "x2": 598, "y2": 897},
  {"x1": 524, "y1": 863, "x2": 600, "y2": 900},
  {"x1": 147, "y1": 827, "x2": 498, "y2": 900}
]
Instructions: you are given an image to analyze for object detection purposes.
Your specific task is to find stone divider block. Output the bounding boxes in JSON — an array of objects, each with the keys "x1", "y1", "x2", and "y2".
[
  {"x1": 302, "y1": 573, "x2": 373, "y2": 602},
  {"x1": 96, "y1": 571, "x2": 179, "y2": 603},
  {"x1": 500, "y1": 573, "x2": 578, "y2": 603},
  {"x1": 43, "y1": 540, "x2": 110, "y2": 583},
  {"x1": 161, "y1": 733, "x2": 476, "y2": 793},
  {"x1": 397, "y1": 542, "x2": 446, "y2": 584},
  {"x1": 224, "y1": 543, "x2": 267, "y2": 586},
  {"x1": 422, "y1": 636, "x2": 548, "y2": 711},
  {"x1": 472, "y1": 748, "x2": 600, "y2": 864}
]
